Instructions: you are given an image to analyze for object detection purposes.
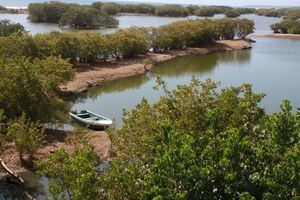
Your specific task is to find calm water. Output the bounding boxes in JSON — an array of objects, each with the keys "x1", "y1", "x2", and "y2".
[
  {"x1": 0, "y1": 13, "x2": 280, "y2": 35},
  {"x1": 72, "y1": 37, "x2": 300, "y2": 126},
  {"x1": 0, "y1": 13, "x2": 228, "y2": 35}
]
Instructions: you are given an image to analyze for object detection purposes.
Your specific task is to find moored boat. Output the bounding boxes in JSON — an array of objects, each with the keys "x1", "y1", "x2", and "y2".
[{"x1": 70, "y1": 110, "x2": 113, "y2": 130}]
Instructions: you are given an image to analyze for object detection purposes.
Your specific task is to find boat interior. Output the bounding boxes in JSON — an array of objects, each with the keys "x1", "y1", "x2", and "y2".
[{"x1": 72, "y1": 110, "x2": 105, "y2": 121}]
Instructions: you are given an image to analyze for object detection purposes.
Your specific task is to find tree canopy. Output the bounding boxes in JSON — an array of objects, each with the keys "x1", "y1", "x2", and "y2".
[
  {"x1": 225, "y1": 9, "x2": 241, "y2": 18},
  {"x1": 0, "y1": 20, "x2": 26, "y2": 37},
  {"x1": 99, "y1": 78, "x2": 300, "y2": 199},
  {"x1": 35, "y1": 143, "x2": 101, "y2": 200},
  {"x1": 155, "y1": 5, "x2": 189, "y2": 17},
  {"x1": 0, "y1": 56, "x2": 74, "y2": 123},
  {"x1": 28, "y1": 2, "x2": 119, "y2": 29},
  {"x1": 270, "y1": 20, "x2": 300, "y2": 34},
  {"x1": 58, "y1": 6, "x2": 118, "y2": 29},
  {"x1": 0, "y1": 18, "x2": 254, "y2": 63}
]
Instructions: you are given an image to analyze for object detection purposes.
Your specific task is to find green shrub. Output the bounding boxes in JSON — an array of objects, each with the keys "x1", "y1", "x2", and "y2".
[
  {"x1": 270, "y1": 20, "x2": 300, "y2": 34},
  {"x1": 108, "y1": 28, "x2": 148, "y2": 59},
  {"x1": 59, "y1": 6, "x2": 118, "y2": 29},
  {"x1": 0, "y1": 19, "x2": 26, "y2": 36},
  {"x1": 225, "y1": 9, "x2": 240, "y2": 18},
  {"x1": 100, "y1": 3, "x2": 120, "y2": 15},
  {"x1": 0, "y1": 56, "x2": 74, "y2": 122},
  {"x1": 100, "y1": 79, "x2": 300, "y2": 199},
  {"x1": 155, "y1": 5, "x2": 189, "y2": 17}
]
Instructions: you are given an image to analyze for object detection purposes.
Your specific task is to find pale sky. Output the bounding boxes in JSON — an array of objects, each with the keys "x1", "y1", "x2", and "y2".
[{"x1": 117, "y1": 0, "x2": 300, "y2": 7}]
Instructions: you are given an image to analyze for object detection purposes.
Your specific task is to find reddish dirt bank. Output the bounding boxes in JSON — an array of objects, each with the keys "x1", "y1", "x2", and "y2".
[
  {"x1": 255, "y1": 33, "x2": 300, "y2": 40},
  {"x1": 60, "y1": 40, "x2": 252, "y2": 94},
  {"x1": 1, "y1": 129, "x2": 110, "y2": 173}
]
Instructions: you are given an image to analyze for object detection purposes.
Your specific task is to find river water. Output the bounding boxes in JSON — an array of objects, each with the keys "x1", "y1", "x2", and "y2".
[{"x1": 1, "y1": 12, "x2": 299, "y2": 200}]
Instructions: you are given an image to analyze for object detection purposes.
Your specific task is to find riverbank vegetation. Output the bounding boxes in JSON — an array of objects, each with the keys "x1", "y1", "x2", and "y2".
[
  {"x1": 34, "y1": 78, "x2": 300, "y2": 199},
  {"x1": 28, "y1": 2, "x2": 118, "y2": 29},
  {"x1": 0, "y1": 20, "x2": 26, "y2": 36},
  {"x1": 28, "y1": 2, "x2": 256, "y2": 19},
  {"x1": 256, "y1": 8, "x2": 300, "y2": 20},
  {"x1": 5, "y1": 0, "x2": 300, "y2": 21},
  {"x1": 193, "y1": 6, "x2": 255, "y2": 18},
  {"x1": 271, "y1": 20, "x2": 300, "y2": 34},
  {"x1": 0, "y1": 18, "x2": 254, "y2": 64}
]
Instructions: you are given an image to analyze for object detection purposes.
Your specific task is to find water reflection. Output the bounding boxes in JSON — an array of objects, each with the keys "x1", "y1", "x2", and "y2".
[
  {"x1": 152, "y1": 50, "x2": 251, "y2": 77},
  {"x1": 76, "y1": 73, "x2": 150, "y2": 102}
]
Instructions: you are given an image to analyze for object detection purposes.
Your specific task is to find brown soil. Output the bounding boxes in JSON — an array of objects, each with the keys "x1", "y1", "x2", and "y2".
[
  {"x1": 1, "y1": 129, "x2": 110, "y2": 173},
  {"x1": 255, "y1": 33, "x2": 300, "y2": 40},
  {"x1": 60, "y1": 40, "x2": 251, "y2": 94}
]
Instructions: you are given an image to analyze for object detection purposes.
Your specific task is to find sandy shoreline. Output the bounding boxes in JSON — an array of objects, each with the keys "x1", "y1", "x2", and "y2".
[
  {"x1": 60, "y1": 40, "x2": 252, "y2": 94},
  {"x1": 255, "y1": 33, "x2": 300, "y2": 40}
]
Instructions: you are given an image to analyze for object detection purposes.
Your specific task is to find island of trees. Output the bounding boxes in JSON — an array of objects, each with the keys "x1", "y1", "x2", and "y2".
[
  {"x1": 0, "y1": 14, "x2": 299, "y2": 200},
  {"x1": 271, "y1": 20, "x2": 300, "y2": 34}
]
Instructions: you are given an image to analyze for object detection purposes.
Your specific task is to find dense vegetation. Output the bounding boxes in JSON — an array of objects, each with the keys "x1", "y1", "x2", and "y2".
[
  {"x1": 34, "y1": 78, "x2": 300, "y2": 199},
  {"x1": 193, "y1": 6, "x2": 255, "y2": 18},
  {"x1": 0, "y1": 18, "x2": 254, "y2": 63},
  {"x1": 28, "y1": 2, "x2": 118, "y2": 29},
  {"x1": 0, "y1": 53, "x2": 74, "y2": 164},
  {"x1": 270, "y1": 20, "x2": 300, "y2": 34},
  {"x1": 155, "y1": 5, "x2": 189, "y2": 17},
  {"x1": 256, "y1": 8, "x2": 300, "y2": 20},
  {"x1": 0, "y1": 20, "x2": 26, "y2": 36},
  {"x1": 0, "y1": 56, "x2": 74, "y2": 123},
  {"x1": 35, "y1": 141, "x2": 100, "y2": 200}
]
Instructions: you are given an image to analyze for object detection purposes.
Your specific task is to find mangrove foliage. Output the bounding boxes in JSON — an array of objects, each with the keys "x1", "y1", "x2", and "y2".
[{"x1": 0, "y1": 18, "x2": 254, "y2": 63}]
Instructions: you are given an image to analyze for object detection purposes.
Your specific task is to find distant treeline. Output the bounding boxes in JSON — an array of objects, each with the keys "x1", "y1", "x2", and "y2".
[
  {"x1": 28, "y1": 2, "x2": 300, "y2": 19},
  {"x1": 0, "y1": 18, "x2": 254, "y2": 63},
  {"x1": 28, "y1": 2, "x2": 119, "y2": 29},
  {"x1": 256, "y1": 8, "x2": 300, "y2": 20},
  {"x1": 27, "y1": 2, "x2": 255, "y2": 20}
]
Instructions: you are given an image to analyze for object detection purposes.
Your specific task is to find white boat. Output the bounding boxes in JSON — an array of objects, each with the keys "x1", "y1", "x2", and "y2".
[{"x1": 70, "y1": 110, "x2": 113, "y2": 130}]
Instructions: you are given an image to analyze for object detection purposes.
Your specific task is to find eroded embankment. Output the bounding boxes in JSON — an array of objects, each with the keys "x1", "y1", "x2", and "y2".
[{"x1": 60, "y1": 39, "x2": 252, "y2": 94}]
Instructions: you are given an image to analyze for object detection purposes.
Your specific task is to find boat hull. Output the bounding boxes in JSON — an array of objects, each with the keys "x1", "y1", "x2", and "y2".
[
  {"x1": 70, "y1": 110, "x2": 113, "y2": 130},
  {"x1": 70, "y1": 116, "x2": 109, "y2": 130}
]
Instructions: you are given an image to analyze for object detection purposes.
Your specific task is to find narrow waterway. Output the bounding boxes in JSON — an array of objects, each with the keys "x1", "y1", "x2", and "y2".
[{"x1": 72, "y1": 37, "x2": 300, "y2": 126}]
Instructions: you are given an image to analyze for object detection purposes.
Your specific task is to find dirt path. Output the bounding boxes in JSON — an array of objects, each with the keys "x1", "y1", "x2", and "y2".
[
  {"x1": 255, "y1": 33, "x2": 300, "y2": 40},
  {"x1": 60, "y1": 40, "x2": 252, "y2": 94}
]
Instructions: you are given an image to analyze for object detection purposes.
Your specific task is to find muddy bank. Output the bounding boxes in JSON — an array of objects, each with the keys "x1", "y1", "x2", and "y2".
[
  {"x1": 255, "y1": 33, "x2": 300, "y2": 40},
  {"x1": 1, "y1": 129, "x2": 110, "y2": 173},
  {"x1": 60, "y1": 40, "x2": 252, "y2": 94}
]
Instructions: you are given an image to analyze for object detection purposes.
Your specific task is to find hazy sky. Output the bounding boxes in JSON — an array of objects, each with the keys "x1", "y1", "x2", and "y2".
[{"x1": 117, "y1": 0, "x2": 300, "y2": 7}]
